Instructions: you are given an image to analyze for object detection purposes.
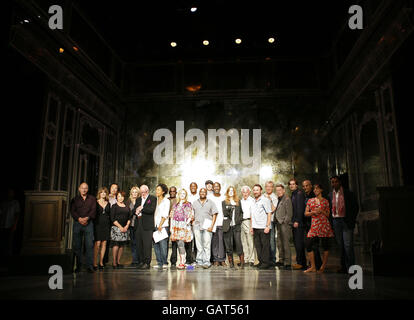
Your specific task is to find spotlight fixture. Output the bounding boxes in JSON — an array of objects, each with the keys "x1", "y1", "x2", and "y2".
[
  {"x1": 268, "y1": 37, "x2": 275, "y2": 43},
  {"x1": 235, "y1": 38, "x2": 242, "y2": 44},
  {"x1": 170, "y1": 42, "x2": 177, "y2": 47},
  {"x1": 59, "y1": 48, "x2": 64, "y2": 53},
  {"x1": 190, "y1": 7, "x2": 197, "y2": 13},
  {"x1": 203, "y1": 40, "x2": 209, "y2": 46}
]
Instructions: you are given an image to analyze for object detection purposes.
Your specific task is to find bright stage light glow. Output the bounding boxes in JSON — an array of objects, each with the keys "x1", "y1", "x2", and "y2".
[
  {"x1": 203, "y1": 40, "x2": 209, "y2": 46},
  {"x1": 170, "y1": 42, "x2": 177, "y2": 47},
  {"x1": 260, "y1": 165, "x2": 273, "y2": 179},
  {"x1": 179, "y1": 158, "x2": 218, "y2": 191},
  {"x1": 268, "y1": 37, "x2": 275, "y2": 43},
  {"x1": 235, "y1": 38, "x2": 242, "y2": 44},
  {"x1": 190, "y1": 7, "x2": 197, "y2": 13}
]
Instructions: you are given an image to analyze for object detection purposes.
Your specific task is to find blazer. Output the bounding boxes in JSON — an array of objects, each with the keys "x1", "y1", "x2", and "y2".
[
  {"x1": 328, "y1": 188, "x2": 359, "y2": 229},
  {"x1": 274, "y1": 194, "x2": 293, "y2": 225},
  {"x1": 222, "y1": 201, "x2": 243, "y2": 233},
  {"x1": 291, "y1": 189, "x2": 305, "y2": 227},
  {"x1": 133, "y1": 195, "x2": 157, "y2": 231}
]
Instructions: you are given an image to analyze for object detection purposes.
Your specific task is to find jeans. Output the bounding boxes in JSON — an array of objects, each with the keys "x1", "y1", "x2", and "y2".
[
  {"x1": 269, "y1": 221, "x2": 276, "y2": 264},
  {"x1": 73, "y1": 220, "x2": 94, "y2": 268},
  {"x1": 129, "y1": 227, "x2": 139, "y2": 264},
  {"x1": 194, "y1": 227, "x2": 213, "y2": 266},
  {"x1": 333, "y1": 218, "x2": 355, "y2": 271},
  {"x1": 153, "y1": 231, "x2": 169, "y2": 267}
]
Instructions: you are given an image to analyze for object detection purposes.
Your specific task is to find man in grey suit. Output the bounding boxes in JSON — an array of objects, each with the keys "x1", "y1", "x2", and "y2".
[{"x1": 274, "y1": 184, "x2": 293, "y2": 269}]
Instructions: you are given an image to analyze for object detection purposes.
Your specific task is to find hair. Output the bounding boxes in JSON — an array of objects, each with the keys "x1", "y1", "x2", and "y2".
[
  {"x1": 129, "y1": 186, "x2": 140, "y2": 200},
  {"x1": 109, "y1": 183, "x2": 119, "y2": 191},
  {"x1": 156, "y1": 183, "x2": 169, "y2": 197},
  {"x1": 190, "y1": 182, "x2": 198, "y2": 188},
  {"x1": 213, "y1": 182, "x2": 221, "y2": 188},
  {"x1": 314, "y1": 184, "x2": 324, "y2": 191},
  {"x1": 241, "y1": 185, "x2": 251, "y2": 193},
  {"x1": 275, "y1": 184, "x2": 285, "y2": 189},
  {"x1": 330, "y1": 175, "x2": 341, "y2": 182},
  {"x1": 265, "y1": 181, "x2": 274, "y2": 186},
  {"x1": 205, "y1": 180, "x2": 214, "y2": 186},
  {"x1": 288, "y1": 178, "x2": 298, "y2": 186},
  {"x1": 96, "y1": 187, "x2": 109, "y2": 201},
  {"x1": 225, "y1": 186, "x2": 239, "y2": 203},
  {"x1": 253, "y1": 184, "x2": 262, "y2": 191},
  {"x1": 177, "y1": 188, "x2": 189, "y2": 203},
  {"x1": 302, "y1": 179, "x2": 312, "y2": 185},
  {"x1": 116, "y1": 190, "x2": 127, "y2": 201},
  {"x1": 169, "y1": 186, "x2": 177, "y2": 191},
  {"x1": 79, "y1": 182, "x2": 88, "y2": 188}
]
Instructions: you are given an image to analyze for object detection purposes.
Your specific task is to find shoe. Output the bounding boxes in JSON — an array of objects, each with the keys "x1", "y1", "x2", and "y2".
[
  {"x1": 275, "y1": 261, "x2": 284, "y2": 266},
  {"x1": 269, "y1": 261, "x2": 276, "y2": 267},
  {"x1": 213, "y1": 261, "x2": 220, "y2": 267},
  {"x1": 249, "y1": 262, "x2": 255, "y2": 267},
  {"x1": 92, "y1": 266, "x2": 98, "y2": 271},
  {"x1": 221, "y1": 261, "x2": 227, "y2": 267},
  {"x1": 153, "y1": 265, "x2": 161, "y2": 269},
  {"x1": 202, "y1": 264, "x2": 211, "y2": 269},
  {"x1": 136, "y1": 262, "x2": 144, "y2": 269},
  {"x1": 117, "y1": 264, "x2": 124, "y2": 269},
  {"x1": 98, "y1": 264, "x2": 104, "y2": 270},
  {"x1": 162, "y1": 264, "x2": 168, "y2": 269},
  {"x1": 112, "y1": 264, "x2": 117, "y2": 269},
  {"x1": 177, "y1": 264, "x2": 186, "y2": 270},
  {"x1": 139, "y1": 263, "x2": 150, "y2": 270},
  {"x1": 87, "y1": 267, "x2": 95, "y2": 273},
  {"x1": 129, "y1": 262, "x2": 138, "y2": 267},
  {"x1": 170, "y1": 265, "x2": 177, "y2": 270},
  {"x1": 191, "y1": 262, "x2": 197, "y2": 267},
  {"x1": 292, "y1": 264, "x2": 303, "y2": 270},
  {"x1": 258, "y1": 264, "x2": 269, "y2": 270}
]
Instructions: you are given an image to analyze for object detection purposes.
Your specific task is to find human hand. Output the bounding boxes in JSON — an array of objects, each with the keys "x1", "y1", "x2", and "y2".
[
  {"x1": 293, "y1": 222, "x2": 299, "y2": 228},
  {"x1": 264, "y1": 227, "x2": 270, "y2": 234}
]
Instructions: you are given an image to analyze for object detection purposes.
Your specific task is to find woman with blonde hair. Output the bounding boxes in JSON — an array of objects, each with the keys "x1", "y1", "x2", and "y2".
[
  {"x1": 170, "y1": 189, "x2": 194, "y2": 269},
  {"x1": 222, "y1": 186, "x2": 244, "y2": 268},
  {"x1": 93, "y1": 187, "x2": 111, "y2": 270},
  {"x1": 126, "y1": 186, "x2": 140, "y2": 267}
]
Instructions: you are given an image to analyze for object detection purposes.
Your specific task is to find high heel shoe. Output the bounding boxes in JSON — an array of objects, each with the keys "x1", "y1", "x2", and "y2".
[
  {"x1": 112, "y1": 264, "x2": 117, "y2": 269},
  {"x1": 99, "y1": 264, "x2": 104, "y2": 270}
]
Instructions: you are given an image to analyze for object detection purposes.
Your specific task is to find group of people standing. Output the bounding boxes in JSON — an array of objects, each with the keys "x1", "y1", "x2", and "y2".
[{"x1": 70, "y1": 176, "x2": 358, "y2": 274}]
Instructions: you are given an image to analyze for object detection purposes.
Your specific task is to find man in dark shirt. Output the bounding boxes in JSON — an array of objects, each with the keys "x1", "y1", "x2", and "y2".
[
  {"x1": 302, "y1": 180, "x2": 322, "y2": 270},
  {"x1": 70, "y1": 182, "x2": 96, "y2": 273},
  {"x1": 289, "y1": 179, "x2": 306, "y2": 270}
]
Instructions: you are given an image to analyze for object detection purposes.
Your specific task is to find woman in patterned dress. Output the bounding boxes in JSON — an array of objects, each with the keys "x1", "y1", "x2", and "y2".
[
  {"x1": 304, "y1": 184, "x2": 334, "y2": 273},
  {"x1": 170, "y1": 189, "x2": 194, "y2": 270}
]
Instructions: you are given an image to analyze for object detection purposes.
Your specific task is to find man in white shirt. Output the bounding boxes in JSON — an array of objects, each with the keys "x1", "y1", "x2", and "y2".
[
  {"x1": 209, "y1": 182, "x2": 226, "y2": 267},
  {"x1": 251, "y1": 184, "x2": 273, "y2": 269},
  {"x1": 240, "y1": 186, "x2": 257, "y2": 267},
  {"x1": 264, "y1": 181, "x2": 278, "y2": 266},
  {"x1": 188, "y1": 182, "x2": 199, "y2": 203},
  {"x1": 187, "y1": 182, "x2": 199, "y2": 265}
]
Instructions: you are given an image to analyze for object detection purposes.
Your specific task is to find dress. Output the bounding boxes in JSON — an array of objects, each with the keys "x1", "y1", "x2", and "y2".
[
  {"x1": 306, "y1": 198, "x2": 334, "y2": 238},
  {"x1": 94, "y1": 202, "x2": 111, "y2": 241},
  {"x1": 170, "y1": 201, "x2": 194, "y2": 242},
  {"x1": 110, "y1": 203, "x2": 132, "y2": 247}
]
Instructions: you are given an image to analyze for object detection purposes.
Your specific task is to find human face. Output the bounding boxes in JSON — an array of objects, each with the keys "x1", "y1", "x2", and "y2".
[
  {"x1": 213, "y1": 183, "x2": 221, "y2": 194},
  {"x1": 228, "y1": 187, "x2": 235, "y2": 197},
  {"x1": 169, "y1": 187, "x2": 177, "y2": 199},
  {"x1": 79, "y1": 183, "x2": 88, "y2": 196},
  {"x1": 117, "y1": 193, "x2": 124, "y2": 203},
  {"x1": 302, "y1": 180, "x2": 313, "y2": 194},
  {"x1": 110, "y1": 184, "x2": 118, "y2": 195},
  {"x1": 331, "y1": 178, "x2": 341, "y2": 191},
  {"x1": 199, "y1": 188, "x2": 207, "y2": 200},
  {"x1": 314, "y1": 186, "x2": 322, "y2": 197},
  {"x1": 241, "y1": 188, "x2": 250, "y2": 199},
  {"x1": 289, "y1": 180, "x2": 298, "y2": 192},
  {"x1": 190, "y1": 183, "x2": 197, "y2": 194},
  {"x1": 206, "y1": 183, "x2": 213, "y2": 192},
  {"x1": 155, "y1": 186, "x2": 163, "y2": 198},
  {"x1": 265, "y1": 183, "x2": 274, "y2": 195},
  {"x1": 140, "y1": 186, "x2": 149, "y2": 198},
  {"x1": 276, "y1": 186, "x2": 285, "y2": 198},
  {"x1": 131, "y1": 188, "x2": 139, "y2": 199},
  {"x1": 179, "y1": 190, "x2": 187, "y2": 201},
  {"x1": 99, "y1": 190, "x2": 107, "y2": 200},
  {"x1": 252, "y1": 186, "x2": 262, "y2": 199}
]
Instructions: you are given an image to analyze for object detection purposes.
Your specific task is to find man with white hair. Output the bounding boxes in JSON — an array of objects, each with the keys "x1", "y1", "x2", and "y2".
[
  {"x1": 240, "y1": 186, "x2": 256, "y2": 267},
  {"x1": 134, "y1": 185, "x2": 157, "y2": 269}
]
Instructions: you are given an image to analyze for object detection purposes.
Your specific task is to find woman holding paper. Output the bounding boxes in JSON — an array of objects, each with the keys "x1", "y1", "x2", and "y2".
[
  {"x1": 153, "y1": 183, "x2": 170, "y2": 269},
  {"x1": 170, "y1": 189, "x2": 194, "y2": 270}
]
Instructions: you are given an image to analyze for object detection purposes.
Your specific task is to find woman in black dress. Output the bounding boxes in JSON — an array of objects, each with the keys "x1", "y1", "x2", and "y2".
[
  {"x1": 110, "y1": 191, "x2": 132, "y2": 269},
  {"x1": 93, "y1": 187, "x2": 111, "y2": 270}
]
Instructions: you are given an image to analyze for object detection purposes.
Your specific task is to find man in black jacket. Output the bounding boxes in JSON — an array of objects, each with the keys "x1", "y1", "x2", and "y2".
[
  {"x1": 134, "y1": 185, "x2": 157, "y2": 269},
  {"x1": 328, "y1": 176, "x2": 359, "y2": 273},
  {"x1": 288, "y1": 179, "x2": 306, "y2": 270}
]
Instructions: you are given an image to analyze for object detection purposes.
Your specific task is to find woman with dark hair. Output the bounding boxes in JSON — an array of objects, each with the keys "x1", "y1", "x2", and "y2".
[
  {"x1": 222, "y1": 186, "x2": 244, "y2": 269},
  {"x1": 93, "y1": 187, "x2": 111, "y2": 270},
  {"x1": 153, "y1": 183, "x2": 170, "y2": 269},
  {"x1": 304, "y1": 184, "x2": 334, "y2": 273},
  {"x1": 110, "y1": 191, "x2": 132, "y2": 269}
]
